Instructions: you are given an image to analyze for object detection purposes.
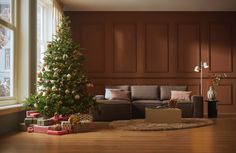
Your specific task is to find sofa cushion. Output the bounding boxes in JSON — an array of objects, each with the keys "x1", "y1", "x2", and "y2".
[
  {"x1": 160, "y1": 86, "x2": 187, "y2": 100},
  {"x1": 110, "y1": 90, "x2": 130, "y2": 101},
  {"x1": 132, "y1": 100, "x2": 162, "y2": 104},
  {"x1": 96, "y1": 99, "x2": 130, "y2": 104},
  {"x1": 131, "y1": 85, "x2": 159, "y2": 100},
  {"x1": 104, "y1": 85, "x2": 129, "y2": 99}
]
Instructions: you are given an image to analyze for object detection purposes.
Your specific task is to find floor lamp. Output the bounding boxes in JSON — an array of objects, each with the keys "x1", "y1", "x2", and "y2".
[{"x1": 194, "y1": 61, "x2": 209, "y2": 96}]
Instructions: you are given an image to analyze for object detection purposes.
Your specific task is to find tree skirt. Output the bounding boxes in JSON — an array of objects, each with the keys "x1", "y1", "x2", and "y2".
[{"x1": 109, "y1": 118, "x2": 214, "y2": 131}]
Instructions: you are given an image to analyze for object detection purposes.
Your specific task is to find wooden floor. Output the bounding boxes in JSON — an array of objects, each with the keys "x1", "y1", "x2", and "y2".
[{"x1": 0, "y1": 118, "x2": 236, "y2": 153}]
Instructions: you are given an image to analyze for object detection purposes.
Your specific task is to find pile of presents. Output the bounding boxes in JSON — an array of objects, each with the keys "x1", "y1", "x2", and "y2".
[{"x1": 21, "y1": 110, "x2": 95, "y2": 135}]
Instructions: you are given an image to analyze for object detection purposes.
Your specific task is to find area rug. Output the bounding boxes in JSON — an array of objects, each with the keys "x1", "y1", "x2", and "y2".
[{"x1": 109, "y1": 118, "x2": 214, "y2": 131}]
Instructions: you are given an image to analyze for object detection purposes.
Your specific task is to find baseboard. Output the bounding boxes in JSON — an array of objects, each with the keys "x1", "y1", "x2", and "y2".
[{"x1": 204, "y1": 113, "x2": 236, "y2": 118}]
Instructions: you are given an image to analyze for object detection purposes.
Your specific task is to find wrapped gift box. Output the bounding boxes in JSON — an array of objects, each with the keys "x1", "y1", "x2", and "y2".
[
  {"x1": 26, "y1": 110, "x2": 40, "y2": 118},
  {"x1": 24, "y1": 117, "x2": 38, "y2": 126},
  {"x1": 33, "y1": 125, "x2": 50, "y2": 134},
  {"x1": 61, "y1": 121, "x2": 72, "y2": 133},
  {"x1": 47, "y1": 130, "x2": 68, "y2": 135},
  {"x1": 37, "y1": 118, "x2": 54, "y2": 126},
  {"x1": 72, "y1": 122, "x2": 95, "y2": 133}
]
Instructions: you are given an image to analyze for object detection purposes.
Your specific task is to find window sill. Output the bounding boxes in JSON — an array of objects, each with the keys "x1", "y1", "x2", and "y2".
[{"x1": 0, "y1": 104, "x2": 24, "y2": 116}]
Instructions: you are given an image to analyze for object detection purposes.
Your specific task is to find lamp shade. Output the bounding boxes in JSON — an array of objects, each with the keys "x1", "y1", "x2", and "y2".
[
  {"x1": 194, "y1": 66, "x2": 200, "y2": 72},
  {"x1": 203, "y1": 62, "x2": 209, "y2": 69}
]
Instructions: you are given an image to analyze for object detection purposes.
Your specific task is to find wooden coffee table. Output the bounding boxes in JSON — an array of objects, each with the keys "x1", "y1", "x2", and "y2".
[{"x1": 145, "y1": 107, "x2": 182, "y2": 123}]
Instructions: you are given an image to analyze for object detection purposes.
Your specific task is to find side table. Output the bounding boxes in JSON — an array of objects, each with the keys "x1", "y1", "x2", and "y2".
[{"x1": 205, "y1": 100, "x2": 218, "y2": 118}]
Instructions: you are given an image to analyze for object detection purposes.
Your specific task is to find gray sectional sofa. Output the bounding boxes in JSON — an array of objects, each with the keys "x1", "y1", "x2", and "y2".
[{"x1": 93, "y1": 85, "x2": 203, "y2": 121}]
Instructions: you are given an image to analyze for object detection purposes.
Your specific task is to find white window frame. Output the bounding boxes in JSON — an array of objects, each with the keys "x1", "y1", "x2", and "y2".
[
  {"x1": 0, "y1": 0, "x2": 17, "y2": 105},
  {"x1": 37, "y1": 0, "x2": 53, "y2": 72}
]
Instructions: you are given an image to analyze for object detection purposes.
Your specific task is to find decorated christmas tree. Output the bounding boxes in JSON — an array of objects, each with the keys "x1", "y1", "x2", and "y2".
[{"x1": 24, "y1": 16, "x2": 96, "y2": 118}]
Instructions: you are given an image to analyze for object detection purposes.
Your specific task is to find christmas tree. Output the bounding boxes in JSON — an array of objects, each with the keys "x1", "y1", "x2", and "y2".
[{"x1": 24, "y1": 16, "x2": 96, "y2": 118}]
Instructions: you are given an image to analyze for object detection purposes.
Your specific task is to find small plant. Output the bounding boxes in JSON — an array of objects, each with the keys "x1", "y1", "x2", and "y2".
[{"x1": 210, "y1": 73, "x2": 227, "y2": 88}]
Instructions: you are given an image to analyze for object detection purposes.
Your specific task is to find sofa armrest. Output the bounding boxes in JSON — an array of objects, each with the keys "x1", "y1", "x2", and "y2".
[
  {"x1": 95, "y1": 95, "x2": 105, "y2": 100},
  {"x1": 191, "y1": 95, "x2": 204, "y2": 118}
]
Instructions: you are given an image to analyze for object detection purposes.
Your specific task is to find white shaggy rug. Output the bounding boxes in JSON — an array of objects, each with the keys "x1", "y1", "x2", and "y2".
[{"x1": 109, "y1": 118, "x2": 214, "y2": 131}]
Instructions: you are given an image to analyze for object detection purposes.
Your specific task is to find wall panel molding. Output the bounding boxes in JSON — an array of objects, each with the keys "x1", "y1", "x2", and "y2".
[
  {"x1": 145, "y1": 23, "x2": 169, "y2": 73},
  {"x1": 67, "y1": 12, "x2": 236, "y2": 114},
  {"x1": 113, "y1": 24, "x2": 137, "y2": 73},
  {"x1": 77, "y1": 24, "x2": 106, "y2": 73},
  {"x1": 177, "y1": 23, "x2": 201, "y2": 73},
  {"x1": 209, "y1": 23, "x2": 233, "y2": 73}
]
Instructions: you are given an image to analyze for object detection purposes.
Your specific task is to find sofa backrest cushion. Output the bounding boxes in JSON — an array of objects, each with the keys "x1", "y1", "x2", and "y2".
[
  {"x1": 160, "y1": 86, "x2": 187, "y2": 100},
  {"x1": 131, "y1": 85, "x2": 159, "y2": 100},
  {"x1": 105, "y1": 85, "x2": 129, "y2": 99}
]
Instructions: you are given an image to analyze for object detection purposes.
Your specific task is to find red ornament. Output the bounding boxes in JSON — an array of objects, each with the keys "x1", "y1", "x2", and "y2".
[{"x1": 27, "y1": 127, "x2": 34, "y2": 133}]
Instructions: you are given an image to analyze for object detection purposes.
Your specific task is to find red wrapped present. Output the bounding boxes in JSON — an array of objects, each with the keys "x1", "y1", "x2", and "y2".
[
  {"x1": 33, "y1": 125, "x2": 50, "y2": 134},
  {"x1": 59, "y1": 115, "x2": 69, "y2": 121},
  {"x1": 26, "y1": 110, "x2": 40, "y2": 118},
  {"x1": 29, "y1": 113, "x2": 40, "y2": 118},
  {"x1": 47, "y1": 130, "x2": 68, "y2": 135}
]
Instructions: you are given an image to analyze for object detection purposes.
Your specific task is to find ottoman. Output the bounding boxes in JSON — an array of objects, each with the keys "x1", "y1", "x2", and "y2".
[{"x1": 145, "y1": 108, "x2": 182, "y2": 123}]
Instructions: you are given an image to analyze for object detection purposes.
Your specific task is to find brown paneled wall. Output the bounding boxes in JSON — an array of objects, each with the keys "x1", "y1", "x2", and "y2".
[{"x1": 66, "y1": 12, "x2": 236, "y2": 115}]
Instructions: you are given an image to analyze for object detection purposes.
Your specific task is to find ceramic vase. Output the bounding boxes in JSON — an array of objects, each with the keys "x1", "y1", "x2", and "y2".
[{"x1": 207, "y1": 86, "x2": 216, "y2": 101}]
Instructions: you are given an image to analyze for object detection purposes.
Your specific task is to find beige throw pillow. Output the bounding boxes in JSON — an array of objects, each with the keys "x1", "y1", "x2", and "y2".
[
  {"x1": 109, "y1": 90, "x2": 130, "y2": 101},
  {"x1": 171, "y1": 91, "x2": 192, "y2": 101}
]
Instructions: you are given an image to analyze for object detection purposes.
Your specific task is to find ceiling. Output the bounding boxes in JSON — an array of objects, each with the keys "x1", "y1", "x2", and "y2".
[{"x1": 61, "y1": 0, "x2": 236, "y2": 11}]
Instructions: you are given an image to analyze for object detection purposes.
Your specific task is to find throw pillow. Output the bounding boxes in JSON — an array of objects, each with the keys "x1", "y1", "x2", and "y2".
[
  {"x1": 171, "y1": 91, "x2": 192, "y2": 101},
  {"x1": 105, "y1": 89, "x2": 122, "y2": 99},
  {"x1": 109, "y1": 90, "x2": 130, "y2": 101}
]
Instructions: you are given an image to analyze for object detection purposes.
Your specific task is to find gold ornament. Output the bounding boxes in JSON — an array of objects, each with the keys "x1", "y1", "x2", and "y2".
[
  {"x1": 68, "y1": 114, "x2": 80, "y2": 125},
  {"x1": 74, "y1": 94, "x2": 80, "y2": 100},
  {"x1": 44, "y1": 105, "x2": 49, "y2": 111},
  {"x1": 67, "y1": 74, "x2": 72, "y2": 80},
  {"x1": 52, "y1": 86, "x2": 57, "y2": 91},
  {"x1": 65, "y1": 89, "x2": 70, "y2": 94},
  {"x1": 47, "y1": 43, "x2": 52, "y2": 48},
  {"x1": 34, "y1": 103, "x2": 38, "y2": 108}
]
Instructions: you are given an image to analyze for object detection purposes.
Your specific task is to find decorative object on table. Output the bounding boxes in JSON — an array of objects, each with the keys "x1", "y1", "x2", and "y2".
[
  {"x1": 33, "y1": 125, "x2": 50, "y2": 134},
  {"x1": 110, "y1": 118, "x2": 214, "y2": 131},
  {"x1": 168, "y1": 99, "x2": 177, "y2": 108},
  {"x1": 207, "y1": 86, "x2": 216, "y2": 101},
  {"x1": 24, "y1": 117, "x2": 38, "y2": 126},
  {"x1": 22, "y1": 16, "x2": 97, "y2": 118},
  {"x1": 194, "y1": 61, "x2": 209, "y2": 95},
  {"x1": 37, "y1": 118, "x2": 54, "y2": 126},
  {"x1": 61, "y1": 121, "x2": 72, "y2": 133},
  {"x1": 207, "y1": 73, "x2": 227, "y2": 101},
  {"x1": 205, "y1": 100, "x2": 218, "y2": 118}
]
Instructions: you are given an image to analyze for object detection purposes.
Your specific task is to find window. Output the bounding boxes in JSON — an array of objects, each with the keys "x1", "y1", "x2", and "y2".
[
  {"x1": 0, "y1": 0, "x2": 15, "y2": 99},
  {"x1": 36, "y1": 0, "x2": 63, "y2": 72}
]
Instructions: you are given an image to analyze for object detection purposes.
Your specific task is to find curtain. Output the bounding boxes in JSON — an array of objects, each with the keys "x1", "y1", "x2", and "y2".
[{"x1": 52, "y1": 0, "x2": 63, "y2": 35}]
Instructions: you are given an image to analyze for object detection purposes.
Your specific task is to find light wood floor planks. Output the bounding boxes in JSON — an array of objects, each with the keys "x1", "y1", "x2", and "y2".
[{"x1": 0, "y1": 118, "x2": 236, "y2": 153}]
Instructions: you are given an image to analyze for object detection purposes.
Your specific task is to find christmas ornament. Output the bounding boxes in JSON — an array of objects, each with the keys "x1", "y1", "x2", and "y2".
[
  {"x1": 63, "y1": 54, "x2": 68, "y2": 60},
  {"x1": 65, "y1": 89, "x2": 70, "y2": 94},
  {"x1": 44, "y1": 106, "x2": 49, "y2": 111},
  {"x1": 34, "y1": 103, "x2": 38, "y2": 108},
  {"x1": 52, "y1": 86, "x2": 57, "y2": 91},
  {"x1": 75, "y1": 94, "x2": 80, "y2": 100},
  {"x1": 67, "y1": 74, "x2": 72, "y2": 80},
  {"x1": 68, "y1": 114, "x2": 80, "y2": 125},
  {"x1": 47, "y1": 43, "x2": 52, "y2": 48}
]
